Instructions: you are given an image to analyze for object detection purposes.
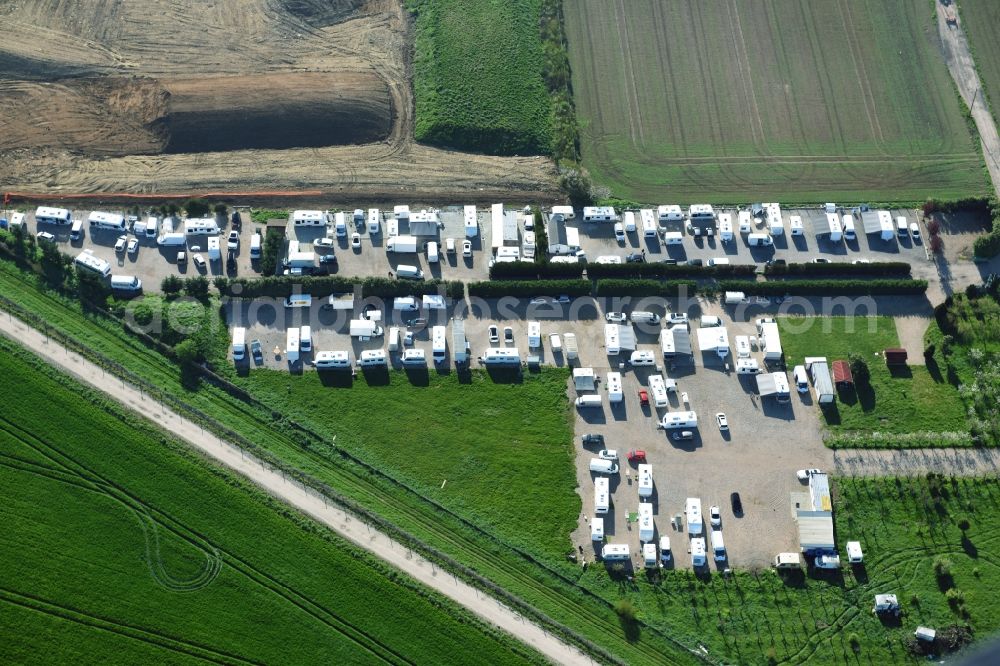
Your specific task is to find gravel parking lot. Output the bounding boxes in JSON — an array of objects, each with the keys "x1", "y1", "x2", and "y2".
[{"x1": 570, "y1": 206, "x2": 927, "y2": 267}]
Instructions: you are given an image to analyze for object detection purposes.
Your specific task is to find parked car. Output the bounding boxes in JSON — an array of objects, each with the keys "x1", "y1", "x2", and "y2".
[
  {"x1": 315, "y1": 237, "x2": 334, "y2": 248},
  {"x1": 730, "y1": 492, "x2": 743, "y2": 516},
  {"x1": 176, "y1": 251, "x2": 187, "y2": 265},
  {"x1": 671, "y1": 430, "x2": 694, "y2": 441},
  {"x1": 503, "y1": 326, "x2": 514, "y2": 344},
  {"x1": 638, "y1": 389, "x2": 649, "y2": 407},
  {"x1": 688, "y1": 258, "x2": 704, "y2": 266},
  {"x1": 605, "y1": 312, "x2": 627, "y2": 323},
  {"x1": 716, "y1": 413, "x2": 729, "y2": 430},
  {"x1": 193, "y1": 254, "x2": 206, "y2": 269},
  {"x1": 445, "y1": 237, "x2": 456, "y2": 254},
  {"x1": 814, "y1": 553, "x2": 841, "y2": 569},
  {"x1": 114, "y1": 235, "x2": 128, "y2": 252},
  {"x1": 626, "y1": 252, "x2": 645, "y2": 263},
  {"x1": 462, "y1": 239, "x2": 473, "y2": 257},
  {"x1": 556, "y1": 295, "x2": 571, "y2": 304},
  {"x1": 227, "y1": 230, "x2": 239, "y2": 249},
  {"x1": 666, "y1": 312, "x2": 689, "y2": 325},
  {"x1": 661, "y1": 259, "x2": 678, "y2": 265},
  {"x1": 710, "y1": 505, "x2": 721, "y2": 527},
  {"x1": 598, "y1": 449, "x2": 618, "y2": 461},
  {"x1": 351, "y1": 232, "x2": 361, "y2": 249},
  {"x1": 36, "y1": 231, "x2": 55, "y2": 243},
  {"x1": 627, "y1": 449, "x2": 647, "y2": 464},
  {"x1": 582, "y1": 433, "x2": 605, "y2": 446},
  {"x1": 127, "y1": 237, "x2": 139, "y2": 254},
  {"x1": 250, "y1": 339, "x2": 263, "y2": 365},
  {"x1": 488, "y1": 325, "x2": 499, "y2": 343},
  {"x1": 614, "y1": 223, "x2": 625, "y2": 241},
  {"x1": 797, "y1": 468, "x2": 822, "y2": 481},
  {"x1": 231, "y1": 211, "x2": 242, "y2": 229},
  {"x1": 765, "y1": 258, "x2": 786, "y2": 267},
  {"x1": 812, "y1": 257, "x2": 830, "y2": 264},
  {"x1": 910, "y1": 223, "x2": 921, "y2": 241},
  {"x1": 852, "y1": 259, "x2": 870, "y2": 264},
  {"x1": 319, "y1": 254, "x2": 337, "y2": 264}
]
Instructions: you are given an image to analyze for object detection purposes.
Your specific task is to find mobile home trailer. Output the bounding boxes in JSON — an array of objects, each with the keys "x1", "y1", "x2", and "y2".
[
  {"x1": 464, "y1": 205, "x2": 478, "y2": 237},
  {"x1": 551, "y1": 205, "x2": 575, "y2": 219},
  {"x1": 292, "y1": 210, "x2": 326, "y2": 226},
  {"x1": 657, "y1": 204, "x2": 683, "y2": 223},
  {"x1": 640, "y1": 209, "x2": 657, "y2": 237},
  {"x1": 231, "y1": 327, "x2": 246, "y2": 361},
  {"x1": 368, "y1": 209, "x2": 381, "y2": 234},
  {"x1": 601, "y1": 544, "x2": 629, "y2": 561},
  {"x1": 638, "y1": 503, "x2": 655, "y2": 542},
  {"x1": 660, "y1": 411, "x2": 698, "y2": 429},
  {"x1": 606, "y1": 371, "x2": 623, "y2": 403},
  {"x1": 637, "y1": 464, "x2": 653, "y2": 498},
  {"x1": 759, "y1": 322, "x2": 783, "y2": 361},
  {"x1": 183, "y1": 218, "x2": 220, "y2": 236},
  {"x1": 582, "y1": 206, "x2": 618, "y2": 223},
  {"x1": 285, "y1": 327, "x2": 300, "y2": 362},
  {"x1": 452, "y1": 320, "x2": 469, "y2": 364},
  {"x1": 563, "y1": 333, "x2": 578, "y2": 360},
  {"x1": 88, "y1": 211, "x2": 127, "y2": 231},
  {"x1": 686, "y1": 497, "x2": 703, "y2": 535},
  {"x1": 647, "y1": 374, "x2": 670, "y2": 408},
  {"x1": 594, "y1": 477, "x2": 610, "y2": 514},
  {"x1": 35, "y1": 206, "x2": 72, "y2": 225},
  {"x1": 74, "y1": 250, "x2": 111, "y2": 278},
  {"x1": 431, "y1": 326, "x2": 447, "y2": 363},
  {"x1": 483, "y1": 347, "x2": 520, "y2": 365},
  {"x1": 825, "y1": 213, "x2": 842, "y2": 242},
  {"x1": 491, "y1": 204, "x2": 505, "y2": 253}
]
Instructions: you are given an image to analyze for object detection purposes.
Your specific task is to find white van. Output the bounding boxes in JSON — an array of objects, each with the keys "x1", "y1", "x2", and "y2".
[
  {"x1": 367, "y1": 208, "x2": 381, "y2": 234},
  {"x1": 700, "y1": 315, "x2": 722, "y2": 327},
  {"x1": 249, "y1": 233, "x2": 262, "y2": 258},
  {"x1": 622, "y1": 211, "x2": 637, "y2": 232},
  {"x1": 299, "y1": 326, "x2": 312, "y2": 353},
  {"x1": 630, "y1": 311, "x2": 661, "y2": 325},
  {"x1": 335, "y1": 212, "x2": 348, "y2": 237},
  {"x1": 575, "y1": 395, "x2": 603, "y2": 408},
  {"x1": 314, "y1": 351, "x2": 351, "y2": 369},
  {"x1": 426, "y1": 241, "x2": 440, "y2": 263},
  {"x1": 707, "y1": 257, "x2": 730, "y2": 266},
  {"x1": 793, "y1": 365, "x2": 809, "y2": 392},
  {"x1": 711, "y1": 531, "x2": 726, "y2": 561},
  {"x1": 589, "y1": 458, "x2": 619, "y2": 474},
  {"x1": 896, "y1": 216, "x2": 908, "y2": 237},
  {"x1": 395, "y1": 265, "x2": 424, "y2": 280},
  {"x1": 145, "y1": 217, "x2": 158, "y2": 239},
  {"x1": 659, "y1": 536, "x2": 672, "y2": 563},
  {"x1": 231, "y1": 326, "x2": 246, "y2": 361},
  {"x1": 70, "y1": 219, "x2": 84, "y2": 241},
  {"x1": 663, "y1": 231, "x2": 683, "y2": 245},
  {"x1": 601, "y1": 544, "x2": 630, "y2": 561},
  {"x1": 549, "y1": 333, "x2": 562, "y2": 353},
  {"x1": 358, "y1": 349, "x2": 387, "y2": 367},
  {"x1": 402, "y1": 349, "x2": 426, "y2": 365},
  {"x1": 747, "y1": 233, "x2": 772, "y2": 247},
  {"x1": 284, "y1": 294, "x2": 312, "y2": 308},
  {"x1": 630, "y1": 350, "x2": 656, "y2": 366},
  {"x1": 110, "y1": 275, "x2": 142, "y2": 292},
  {"x1": 842, "y1": 215, "x2": 856, "y2": 240},
  {"x1": 388, "y1": 327, "x2": 401, "y2": 352},
  {"x1": 393, "y1": 296, "x2": 419, "y2": 311}
]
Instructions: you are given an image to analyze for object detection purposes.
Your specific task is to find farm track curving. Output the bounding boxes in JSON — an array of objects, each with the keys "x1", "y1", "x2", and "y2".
[
  {"x1": 0, "y1": 414, "x2": 415, "y2": 665},
  {"x1": 0, "y1": 270, "x2": 698, "y2": 665}
]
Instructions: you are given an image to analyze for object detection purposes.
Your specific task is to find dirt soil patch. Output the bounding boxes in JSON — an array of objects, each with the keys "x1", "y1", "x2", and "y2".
[{"x1": 0, "y1": 0, "x2": 558, "y2": 200}]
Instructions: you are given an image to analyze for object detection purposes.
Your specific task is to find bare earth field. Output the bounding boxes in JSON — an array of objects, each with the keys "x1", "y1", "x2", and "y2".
[{"x1": 0, "y1": 0, "x2": 558, "y2": 201}]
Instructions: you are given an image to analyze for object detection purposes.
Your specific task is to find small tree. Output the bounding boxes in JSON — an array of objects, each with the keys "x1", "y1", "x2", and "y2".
[
  {"x1": 613, "y1": 598, "x2": 638, "y2": 621},
  {"x1": 848, "y1": 353, "x2": 870, "y2": 385},
  {"x1": 174, "y1": 338, "x2": 201, "y2": 367},
  {"x1": 184, "y1": 198, "x2": 211, "y2": 218},
  {"x1": 930, "y1": 234, "x2": 944, "y2": 255},
  {"x1": 926, "y1": 218, "x2": 941, "y2": 235},
  {"x1": 161, "y1": 275, "x2": 183, "y2": 297},
  {"x1": 213, "y1": 203, "x2": 228, "y2": 217},
  {"x1": 183, "y1": 275, "x2": 210, "y2": 302}
]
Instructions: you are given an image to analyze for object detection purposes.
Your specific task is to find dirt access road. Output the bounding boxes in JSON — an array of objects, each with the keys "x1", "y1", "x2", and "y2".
[
  {"x1": 937, "y1": 2, "x2": 1000, "y2": 199},
  {"x1": 0, "y1": 0, "x2": 558, "y2": 202},
  {"x1": 0, "y1": 312, "x2": 589, "y2": 666}
]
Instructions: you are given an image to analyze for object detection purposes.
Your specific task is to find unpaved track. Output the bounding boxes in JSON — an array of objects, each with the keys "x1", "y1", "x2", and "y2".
[
  {"x1": 937, "y1": 3, "x2": 1000, "y2": 199},
  {"x1": 0, "y1": 312, "x2": 589, "y2": 666}
]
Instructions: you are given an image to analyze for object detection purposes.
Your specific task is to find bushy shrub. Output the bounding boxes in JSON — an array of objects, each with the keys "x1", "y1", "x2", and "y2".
[
  {"x1": 715, "y1": 279, "x2": 928, "y2": 296},
  {"x1": 763, "y1": 262, "x2": 911, "y2": 277},
  {"x1": 594, "y1": 279, "x2": 697, "y2": 297},
  {"x1": 467, "y1": 279, "x2": 591, "y2": 298}
]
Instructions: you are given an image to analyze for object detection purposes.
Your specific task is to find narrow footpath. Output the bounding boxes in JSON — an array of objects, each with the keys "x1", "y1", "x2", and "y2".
[{"x1": 0, "y1": 311, "x2": 591, "y2": 666}]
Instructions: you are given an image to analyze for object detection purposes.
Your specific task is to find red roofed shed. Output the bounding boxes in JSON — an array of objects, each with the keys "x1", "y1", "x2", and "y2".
[
  {"x1": 884, "y1": 348, "x2": 908, "y2": 366},
  {"x1": 832, "y1": 360, "x2": 853, "y2": 388}
]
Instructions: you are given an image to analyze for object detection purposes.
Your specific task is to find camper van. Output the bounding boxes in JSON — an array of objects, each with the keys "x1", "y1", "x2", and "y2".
[
  {"x1": 358, "y1": 350, "x2": 387, "y2": 367},
  {"x1": 35, "y1": 207, "x2": 72, "y2": 225},
  {"x1": 575, "y1": 395, "x2": 603, "y2": 409},
  {"x1": 793, "y1": 365, "x2": 809, "y2": 392},
  {"x1": 594, "y1": 477, "x2": 610, "y2": 514},
  {"x1": 110, "y1": 275, "x2": 142, "y2": 292},
  {"x1": 659, "y1": 536, "x2": 672, "y2": 563},
  {"x1": 395, "y1": 265, "x2": 424, "y2": 280},
  {"x1": 231, "y1": 327, "x2": 246, "y2": 361},
  {"x1": 431, "y1": 326, "x2": 447, "y2": 363},
  {"x1": 314, "y1": 351, "x2": 351, "y2": 369},
  {"x1": 70, "y1": 220, "x2": 84, "y2": 241},
  {"x1": 711, "y1": 531, "x2": 727, "y2": 561},
  {"x1": 601, "y1": 544, "x2": 630, "y2": 561},
  {"x1": 285, "y1": 327, "x2": 300, "y2": 362},
  {"x1": 144, "y1": 217, "x2": 158, "y2": 239},
  {"x1": 747, "y1": 233, "x2": 772, "y2": 247},
  {"x1": 630, "y1": 350, "x2": 656, "y2": 366},
  {"x1": 591, "y1": 517, "x2": 605, "y2": 541},
  {"x1": 426, "y1": 241, "x2": 440, "y2": 263},
  {"x1": 367, "y1": 208, "x2": 381, "y2": 234},
  {"x1": 630, "y1": 311, "x2": 661, "y2": 325},
  {"x1": 401, "y1": 349, "x2": 426, "y2": 366},
  {"x1": 74, "y1": 250, "x2": 111, "y2": 278},
  {"x1": 589, "y1": 458, "x2": 619, "y2": 475},
  {"x1": 663, "y1": 232, "x2": 683, "y2": 245},
  {"x1": 299, "y1": 326, "x2": 312, "y2": 353},
  {"x1": 643, "y1": 543, "x2": 658, "y2": 569},
  {"x1": 387, "y1": 327, "x2": 401, "y2": 352},
  {"x1": 249, "y1": 233, "x2": 262, "y2": 258},
  {"x1": 842, "y1": 214, "x2": 856, "y2": 240},
  {"x1": 284, "y1": 294, "x2": 312, "y2": 308},
  {"x1": 89, "y1": 211, "x2": 127, "y2": 231},
  {"x1": 335, "y1": 212, "x2": 348, "y2": 237}
]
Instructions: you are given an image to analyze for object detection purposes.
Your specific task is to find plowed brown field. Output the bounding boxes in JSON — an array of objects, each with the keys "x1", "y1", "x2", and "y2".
[{"x1": 0, "y1": 0, "x2": 557, "y2": 201}]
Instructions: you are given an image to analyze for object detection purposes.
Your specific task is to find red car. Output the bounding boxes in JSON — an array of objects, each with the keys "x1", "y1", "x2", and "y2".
[
  {"x1": 627, "y1": 449, "x2": 647, "y2": 464},
  {"x1": 638, "y1": 389, "x2": 649, "y2": 407}
]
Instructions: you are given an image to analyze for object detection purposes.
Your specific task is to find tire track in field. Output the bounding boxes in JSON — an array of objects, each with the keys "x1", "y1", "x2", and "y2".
[
  {"x1": 726, "y1": 0, "x2": 766, "y2": 152},
  {"x1": 650, "y1": 2, "x2": 690, "y2": 158},
  {"x1": 0, "y1": 416, "x2": 415, "y2": 666},
  {"x1": 611, "y1": 0, "x2": 645, "y2": 148},
  {"x1": 837, "y1": 0, "x2": 887, "y2": 151},
  {"x1": 0, "y1": 280, "x2": 699, "y2": 665},
  {"x1": 0, "y1": 586, "x2": 261, "y2": 665}
]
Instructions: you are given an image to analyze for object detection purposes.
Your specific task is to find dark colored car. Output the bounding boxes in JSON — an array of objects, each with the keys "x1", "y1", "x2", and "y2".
[
  {"x1": 250, "y1": 339, "x2": 263, "y2": 365},
  {"x1": 661, "y1": 259, "x2": 678, "y2": 265},
  {"x1": 766, "y1": 258, "x2": 786, "y2": 267},
  {"x1": 231, "y1": 211, "x2": 242, "y2": 229},
  {"x1": 688, "y1": 258, "x2": 704, "y2": 267},
  {"x1": 625, "y1": 252, "x2": 645, "y2": 263},
  {"x1": 730, "y1": 492, "x2": 743, "y2": 516},
  {"x1": 581, "y1": 433, "x2": 604, "y2": 446}
]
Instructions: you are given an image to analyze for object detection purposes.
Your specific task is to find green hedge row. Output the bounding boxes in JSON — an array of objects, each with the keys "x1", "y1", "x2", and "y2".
[
  {"x1": 715, "y1": 279, "x2": 928, "y2": 296},
  {"x1": 489, "y1": 260, "x2": 583, "y2": 280},
  {"x1": 467, "y1": 279, "x2": 591, "y2": 298},
  {"x1": 584, "y1": 262, "x2": 757, "y2": 279},
  {"x1": 763, "y1": 262, "x2": 911, "y2": 277},
  {"x1": 215, "y1": 276, "x2": 465, "y2": 300},
  {"x1": 594, "y1": 279, "x2": 698, "y2": 297}
]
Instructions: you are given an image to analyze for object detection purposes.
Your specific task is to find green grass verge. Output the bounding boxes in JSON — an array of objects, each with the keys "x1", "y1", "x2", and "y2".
[
  {"x1": 0, "y1": 338, "x2": 542, "y2": 666},
  {"x1": 235, "y1": 368, "x2": 579, "y2": 561},
  {"x1": 777, "y1": 316, "x2": 967, "y2": 439},
  {"x1": 565, "y1": 0, "x2": 987, "y2": 203},
  {"x1": 407, "y1": 0, "x2": 553, "y2": 155}
]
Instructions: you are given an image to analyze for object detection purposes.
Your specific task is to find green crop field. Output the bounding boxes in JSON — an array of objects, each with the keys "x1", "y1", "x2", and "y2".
[
  {"x1": 0, "y1": 340, "x2": 541, "y2": 666},
  {"x1": 564, "y1": 0, "x2": 986, "y2": 204},
  {"x1": 235, "y1": 368, "x2": 580, "y2": 562},
  {"x1": 959, "y1": 0, "x2": 1000, "y2": 126},
  {"x1": 407, "y1": 0, "x2": 552, "y2": 155},
  {"x1": 777, "y1": 316, "x2": 967, "y2": 441}
]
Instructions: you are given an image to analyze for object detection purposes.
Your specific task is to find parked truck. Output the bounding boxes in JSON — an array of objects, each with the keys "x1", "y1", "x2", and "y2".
[{"x1": 387, "y1": 235, "x2": 419, "y2": 253}]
